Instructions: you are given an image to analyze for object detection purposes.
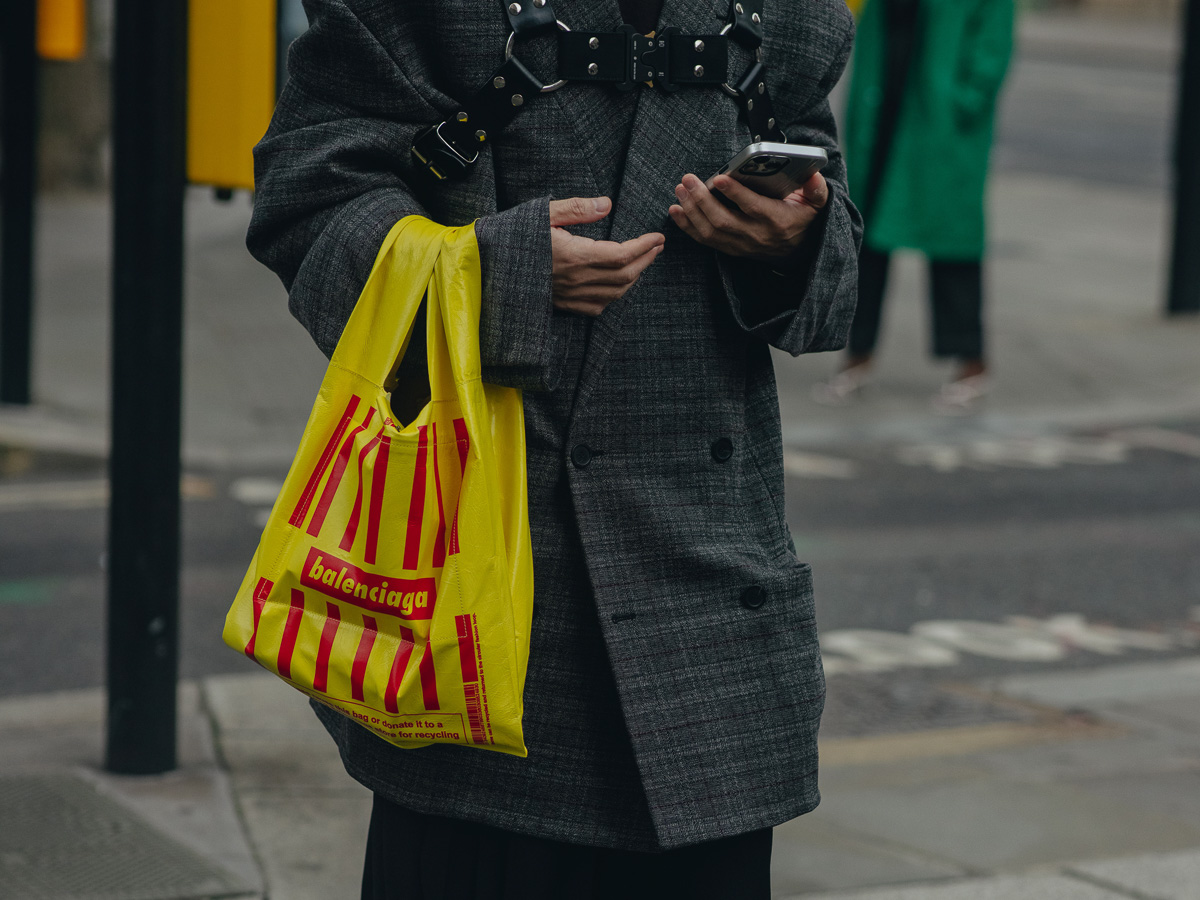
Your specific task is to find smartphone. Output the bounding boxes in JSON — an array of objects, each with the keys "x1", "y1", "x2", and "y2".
[{"x1": 707, "y1": 142, "x2": 828, "y2": 199}]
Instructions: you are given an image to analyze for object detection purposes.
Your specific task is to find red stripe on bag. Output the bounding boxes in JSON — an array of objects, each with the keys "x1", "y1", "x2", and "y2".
[
  {"x1": 291, "y1": 396, "x2": 361, "y2": 528},
  {"x1": 351, "y1": 615, "x2": 378, "y2": 702},
  {"x1": 431, "y1": 422, "x2": 446, "y2": 568},
  {"x1": 403, "y1": 425, "x2": 428, "y2": 570},
  {"x1": 277, "y1": 589, "x2": 305, "y2": 680},
  {"x1": 308, "y1": 407, "x2": 377, "y2": 539},
  {"x1": 448, "y1": 418, "x2": 469, "y2": 556},
  {"x1": 419, "y1": 642, "x2": 440, "y2": 710},
  {"x1": 338, "y1": 430, "x2": 383, "y2": 554},
  {"x1": 365, "y1": 435, "x2": 391, "y2": 566},
  {"x1": 455, "y1": 614, "x2": 478, "y2": 683},
  {"x1": 453, "y1": 417, "x2": 469, "y2": 473},
  {"x1": 385, "y1": 626, "x2": 416, "y2": 714},
  {"x1": 312, "y1": 602, "x2": 341, "y2": 693},
  {"x1": 244, "y1": 576, "x2": 274, "y2": 659}
]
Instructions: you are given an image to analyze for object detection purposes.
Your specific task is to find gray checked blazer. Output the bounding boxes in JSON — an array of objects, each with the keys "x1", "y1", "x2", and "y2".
[{"x1": 248, "y1": 0, "x2": 859, "y2": 852}]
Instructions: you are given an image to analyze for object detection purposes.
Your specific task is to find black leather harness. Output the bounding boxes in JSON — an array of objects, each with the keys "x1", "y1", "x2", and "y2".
[{"x1": 411, "y1": 0, "x2": 786, "y2": 182}]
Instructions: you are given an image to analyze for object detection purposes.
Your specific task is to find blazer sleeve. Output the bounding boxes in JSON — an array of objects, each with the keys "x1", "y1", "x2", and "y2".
[
  {"x1": 717, "y1": 18, "x2": 864, "y2": 356},
  {"x1": 246, "y1": 0, "x2": 569, "y2": 391}
]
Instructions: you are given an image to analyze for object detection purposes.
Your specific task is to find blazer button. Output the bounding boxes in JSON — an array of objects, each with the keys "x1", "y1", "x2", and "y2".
[
  {"x1": 571, "y1": 444, "x2": 593, "y2": 469},
  {"x1": 711, "y1": 437, "x2": 734, "y2": 462},
  {"x1": 740, "y1": 584, "x2": 768, "y2": 609}
]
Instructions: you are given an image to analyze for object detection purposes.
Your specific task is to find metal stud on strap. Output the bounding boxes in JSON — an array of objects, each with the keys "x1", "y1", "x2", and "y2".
[
  {"x1": 504, "y1": 0, "x2": 556, "y2": 36},
  {"x1": 724, "y1": 0, "x2": 764, "y2": 50}
]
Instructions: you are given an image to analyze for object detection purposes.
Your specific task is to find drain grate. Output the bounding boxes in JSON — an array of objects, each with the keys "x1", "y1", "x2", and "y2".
[{"x1": 0, "y1": 774, "x2": 250, "y2": 900}]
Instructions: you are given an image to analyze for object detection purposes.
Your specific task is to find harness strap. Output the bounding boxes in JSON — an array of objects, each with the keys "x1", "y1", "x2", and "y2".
[
  {"x1": 733, "y1": 61, "x2": 785, "y2": 143},
  {"x1": 412, "y1": 56, "x2": 543, "y2": 181},
  {"x1": 724, "y1": 0, "x2": 765, "y2": 50},
  {"x1": 558, "y1": 26, "x2": 728, "y2": 91},
  {"x1": 410, "y1": 0, "x2": 785, "y2": 183}
]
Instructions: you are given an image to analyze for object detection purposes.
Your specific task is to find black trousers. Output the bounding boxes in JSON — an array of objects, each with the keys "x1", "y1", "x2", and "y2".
[
  {"x1": 361, "y1": 794, "x2": 773, "y2": 900},
  {"x1": 848, "y1": 245, "x2": 985, "y2": 361}
]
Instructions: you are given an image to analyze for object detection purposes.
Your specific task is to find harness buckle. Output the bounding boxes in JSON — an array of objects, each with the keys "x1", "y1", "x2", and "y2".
[
  {"x1": 411, "y1": 122, "x2": 478, "y2": 182},
  {"x1": 638, "y1": 27, "x2": 675, "y2": 92}
]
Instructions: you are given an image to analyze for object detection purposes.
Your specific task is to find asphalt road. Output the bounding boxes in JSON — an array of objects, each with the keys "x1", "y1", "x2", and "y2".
[{"x1": 993, "y1": 22, "x2": 1175, "y2": 190}]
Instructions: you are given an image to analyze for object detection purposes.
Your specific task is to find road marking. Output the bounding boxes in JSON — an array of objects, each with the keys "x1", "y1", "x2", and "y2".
[
  {"x1": 229, "y1": 477, "x2": 284, "y2": 506},
  {"x1": 822, "y1": 629, "x2": 960, "y2": 673},
  {"x1": 1110, "y1": 427, "x2": 1200, "y2": 459},
  {"x1": 822, "y1": 614, "x2": 1192, "y2": 677},
  {"x1": 0, "y1": 477, "x2": 214, "y2": 512},
  {"x1": 912, "y1": 620, "x2": 1067, "y2": 662},
  {"x1": 783, "y1": 451, "x2": 857, "y2": 479},
  {"x1": 1007, "y1": 614, "x2": 1176, "y2": 654},
  {"x1": 791, "y1": 428, "x2": 1200, "y2": 479},
  {"x1": 0, "y1": 480, "x2": 108, "y2": 511},
  {"x1": 898, "y1": 436, "x2": 1128, "y2": 473}
]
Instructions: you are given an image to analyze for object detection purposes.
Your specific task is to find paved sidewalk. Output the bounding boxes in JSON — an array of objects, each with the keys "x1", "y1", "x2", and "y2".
[{"x1": 4, "y1": 660, "x2": 1199, "y2": 898}]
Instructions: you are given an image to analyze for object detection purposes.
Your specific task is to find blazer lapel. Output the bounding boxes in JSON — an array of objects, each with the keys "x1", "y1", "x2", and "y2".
[{"x1": 570, "y1": 0, "x2": 744, "y2": 419}]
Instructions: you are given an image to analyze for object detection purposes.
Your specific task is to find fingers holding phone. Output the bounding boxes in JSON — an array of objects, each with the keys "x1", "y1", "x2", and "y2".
[
  {"x1": 670, "y1": 142, "x2": 830, "y2": 260},
  {"x1": 670, "y1": 171, "x2": 828, "y2": 260}
]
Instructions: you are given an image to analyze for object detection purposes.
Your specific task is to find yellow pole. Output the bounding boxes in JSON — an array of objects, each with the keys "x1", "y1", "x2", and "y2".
[
  {"x1": 37, "y1": 0, "x2": 87, "y2": 61},
  {"x1": 187, "y1": 0, "x2": 278, "y2": 192}
]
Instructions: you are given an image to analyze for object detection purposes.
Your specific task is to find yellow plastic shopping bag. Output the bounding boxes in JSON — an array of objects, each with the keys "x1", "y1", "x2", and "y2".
[{"x1": 224, "y1": 216, "x2": 533, "y2": 757}]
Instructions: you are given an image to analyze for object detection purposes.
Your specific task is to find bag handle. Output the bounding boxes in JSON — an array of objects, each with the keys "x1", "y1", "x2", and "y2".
[{"x1": 331, "y1": 217, "x2": 483, "y2": 413}]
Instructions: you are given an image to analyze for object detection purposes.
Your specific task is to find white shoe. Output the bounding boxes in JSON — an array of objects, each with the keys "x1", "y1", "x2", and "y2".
[
  {"x1": 931, "y1": 374, "x2": 990, "y2": 415},
  {"x1": 811, "y1": 365, "x2": 872, "y2": 406}
]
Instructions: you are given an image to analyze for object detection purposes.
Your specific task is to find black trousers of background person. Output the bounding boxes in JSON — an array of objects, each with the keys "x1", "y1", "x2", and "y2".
[
  {"x1": 361, "y1": 795, "x2": 773, "y2": 900},
  {"x1": 848, "y1": 246, "x2": 985, "y2": 360},
  {"x1": 851, "y1": 0, "x2": 985, "y2": 362}
]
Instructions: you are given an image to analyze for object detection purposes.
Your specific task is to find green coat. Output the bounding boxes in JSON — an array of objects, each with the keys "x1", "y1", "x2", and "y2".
[{"x1": 844, "y1": 0, "x2": 1014, "y2": 259}]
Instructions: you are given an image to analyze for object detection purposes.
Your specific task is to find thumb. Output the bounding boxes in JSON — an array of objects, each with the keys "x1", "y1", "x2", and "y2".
[
  {"x1": 549, "y1": 196, "x2": 611, "y2": 228},
  {"x1": 795, "y1": 173, "x2": 829, "y2": 210}
]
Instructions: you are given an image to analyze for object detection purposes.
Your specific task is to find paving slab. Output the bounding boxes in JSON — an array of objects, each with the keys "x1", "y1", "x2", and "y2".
[
  {"x1": 204, "y1": 673, "x2": 373, "y2": 899},
  {"x1": 991, "y1": 659, "x2": 1200, "y2": 708},
  {"x1": 1069, "y1": 849, "x2": 1200, "y2": 900},
  {"x1": 783, "y1": 873, "x2": 1132, "y2": 900},
  {"x1": 811, "y1": 756, "x2": 1200, "y2": 873},
  {"x1": 772, "y1": 811, "x2": 966, "y2": 897},
  {"x1": 237, "y1": 793, "x2": 371, "y2": 900}
]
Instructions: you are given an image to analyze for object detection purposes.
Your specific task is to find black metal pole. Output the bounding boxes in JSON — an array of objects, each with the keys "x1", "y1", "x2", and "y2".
[
  {"x1": 0, "y1": 0, "x2": 38, "y2": 405},
  {"x1": 105, "y1": 0, "x2": 188, "y2": 775},
  {"x1": 1169, "y1": 0, "x2": 1200, "y2": 315}
]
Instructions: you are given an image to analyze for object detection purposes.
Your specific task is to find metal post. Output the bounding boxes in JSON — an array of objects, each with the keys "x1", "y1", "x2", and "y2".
[
  {"x1": 0, "y1": 0, "x2": 38, "y2": 405},
  {"x1": 105, "y1": 0, "x2": 188, "y2": 775},
  {"x1": 1168, "y1": 0, "x2": 1200, "y2": 314}
]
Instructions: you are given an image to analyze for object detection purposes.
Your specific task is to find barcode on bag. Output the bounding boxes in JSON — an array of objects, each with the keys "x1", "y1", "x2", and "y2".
[
  {"x1": 455, "y1": 613, "x2": 493, "y2": 745},
  {"x1": 463, "y1": 682, "x2": 488, "y2": 745}
]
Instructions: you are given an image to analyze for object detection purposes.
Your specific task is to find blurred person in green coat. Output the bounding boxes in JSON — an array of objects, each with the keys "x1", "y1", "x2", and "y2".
[{"x1": 815, "y1": 0, "x2": 1014, "y2": 412}]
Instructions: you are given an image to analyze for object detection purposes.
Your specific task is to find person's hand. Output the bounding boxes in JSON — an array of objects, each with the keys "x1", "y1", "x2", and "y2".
[
  {"x1": 668, "y1": 172, "x2": 829, "y2": 260},
  {"x1": 549, "y1": 197, "x2": 665, "y2": 317}
]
